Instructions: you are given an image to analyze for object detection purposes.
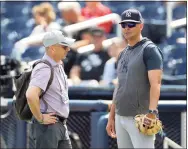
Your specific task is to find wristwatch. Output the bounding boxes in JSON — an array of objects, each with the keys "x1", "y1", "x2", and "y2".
[{"x1": 148, "y1": 109, "x2": 158, "y2": 115}]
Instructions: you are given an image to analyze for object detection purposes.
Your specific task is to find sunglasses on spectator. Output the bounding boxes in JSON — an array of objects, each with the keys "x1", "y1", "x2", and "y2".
[{"x1": 120, "y1": 22, "x2": 137, "y2": 28}]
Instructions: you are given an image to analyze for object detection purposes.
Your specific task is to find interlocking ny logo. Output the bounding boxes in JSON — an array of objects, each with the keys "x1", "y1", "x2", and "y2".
[{"x1": 126, "y1": 11, "x2": 131, "y2": 17}]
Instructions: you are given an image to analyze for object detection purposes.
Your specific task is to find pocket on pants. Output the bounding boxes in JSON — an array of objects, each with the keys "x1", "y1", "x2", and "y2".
[{"x1": 35, "y1": 124, "x2": 49, "y2": 139}]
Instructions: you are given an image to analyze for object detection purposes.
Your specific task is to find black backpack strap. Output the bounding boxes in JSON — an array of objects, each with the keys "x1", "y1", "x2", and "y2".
[{"x1": 32, "y1": 59, "x2": 54, "y2": 98}]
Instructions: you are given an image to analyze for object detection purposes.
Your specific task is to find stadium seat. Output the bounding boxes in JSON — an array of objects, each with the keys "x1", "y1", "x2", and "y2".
[
  {"x1": 163, "y1": 42, "x2": 186, "y2": 77},
  {"x1": 25, "y1": 18, "x2": 35, "y2": 29},
  {"x1": 21, "y1": 46, "x2": 45, "y2": 62},
  {"x1": 1, "y1": 17, "x2": 12, "y2": 31},
  {"x1": 6, "y1": 17, "x2": 31, "y2": 36},
  {"x1": 173, "y1": 5, "x2": 186, "y2": 20},
  {"x1": 133, "y1": 1, "x2": 163, "y2": 6},
  {"x1": 133, "y1": 1, "x2": 166, "y2": 20},
  {"x1": 174, "y1": 61, "x2": 186, "y2": 75},
  {"x1": 161, "y1": 40, "x2": 186, "y2": 76},
  {"x1": 1, "y1": 42, "x2": 14, "y2": 56},
  {"x1": 136, "y1": 5, "x2": 165, "y2": 20},
  {"x1": 171, "y1": 43, "x2": 186, "y2": 59},
  {"x1": 166, "y1": 31, "x2": 185, "y2": 45},
  {"x1": 102, "y1": 1, "x2": 135, "y2": 15},
  {"x1": 1, "y1": 31, "x2": 18, "y2": 55},
  {"x1": 1, "y1": 2, "x2": 31, "y2": 18}
]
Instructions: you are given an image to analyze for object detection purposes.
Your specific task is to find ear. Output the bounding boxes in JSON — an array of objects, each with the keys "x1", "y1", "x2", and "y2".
[
  {"x1": 50, "y1": 46, "x2": 56, "y2": 54},
  {"x1": 140, "y1": 23, "x2": 144, "y2": 31}
]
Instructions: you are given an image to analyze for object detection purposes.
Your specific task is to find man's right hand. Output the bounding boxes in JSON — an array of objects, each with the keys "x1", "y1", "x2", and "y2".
[
  {"x1": 106, "y1": 117, "x2": 116, "y2": 138},
  {"x1": 38, "y1": 113, "x2": 58, "y2": 125}
]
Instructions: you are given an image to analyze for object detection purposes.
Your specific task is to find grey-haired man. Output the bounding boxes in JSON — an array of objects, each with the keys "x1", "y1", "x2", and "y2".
[
  {"x1": 106, "y1": 9, "x2": 163, "y2": 148},
  {"x1": 26, "y1": 30, "x2": 75, "y2": 149}
]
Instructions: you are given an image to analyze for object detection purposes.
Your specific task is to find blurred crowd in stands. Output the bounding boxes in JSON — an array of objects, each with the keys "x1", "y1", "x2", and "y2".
[{"x1": 0, "y1": 1, "x2": 187, "y2": 97}]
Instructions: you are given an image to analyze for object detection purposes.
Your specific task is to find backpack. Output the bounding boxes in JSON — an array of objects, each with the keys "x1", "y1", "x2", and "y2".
[{"x1": 13, "y1": 59, "x2": 54, "y2": 121}]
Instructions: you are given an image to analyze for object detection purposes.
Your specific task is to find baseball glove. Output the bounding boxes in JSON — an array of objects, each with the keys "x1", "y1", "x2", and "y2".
[{"x1": 134, "y1": 113, "x2": 163, "y2": 136}]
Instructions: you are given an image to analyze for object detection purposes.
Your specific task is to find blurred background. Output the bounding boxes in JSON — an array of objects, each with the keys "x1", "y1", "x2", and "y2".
[{"x1": 0, "y1": 0, "x2": 187, "y2": 149}]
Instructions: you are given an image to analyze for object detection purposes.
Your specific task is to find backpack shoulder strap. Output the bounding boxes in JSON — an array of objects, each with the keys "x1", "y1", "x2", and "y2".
[{"x1": 32, "y1": 59, "x2": 54, "y2": 98}]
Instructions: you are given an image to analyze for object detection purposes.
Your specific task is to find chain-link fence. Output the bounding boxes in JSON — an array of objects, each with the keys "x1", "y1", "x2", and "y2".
[
  {"x1": 0, "y1": 100, "x2": 185, "y2": 149},
  {"x1": 1, "y1": 109, "x2": 17, "y2": 148},
  {"x1": 108, "y1": 112, "x2": 181, "y2": 148}
]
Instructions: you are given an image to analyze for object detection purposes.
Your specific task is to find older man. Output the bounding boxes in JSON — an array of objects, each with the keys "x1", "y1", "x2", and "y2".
[
  {"x1": 57, "y1": 0, "x2": 89, "y2": 41},
  {"x1": 26, "y1": 30, "x2": 75, "y2": 149}
]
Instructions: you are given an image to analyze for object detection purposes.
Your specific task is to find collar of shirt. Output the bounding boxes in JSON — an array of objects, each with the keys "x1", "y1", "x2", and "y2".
[
  {"x1": 42, "y1": 54, "x2": 63, "y2": 67},
  {"x1": 127, "y1": 37, "x2": 149, "y2": 50}
]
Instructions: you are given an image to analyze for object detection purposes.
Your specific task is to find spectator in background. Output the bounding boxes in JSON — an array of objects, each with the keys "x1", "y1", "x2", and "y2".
[
  {"x1": 61, "y1": 31, "x2": 78, "y2": 77},
  {"x1": 100, "y1": 39, "x2": 126, "y2": 86},
  {"x1": 57, "y1": 0, "x2": 91, "y2": 42},
  {"x1": 58, "y1": 0, "x2": 85, "y2": 26},
  {"x1": 12, "y1": 2, "x2": 61, "y2": 60},
  {"x1": 70, "y1": 27, "x2": 110, "y2": 86},
  {"x1": 31, "y1": 2, "x2": 61, "y2": 35},
  {"x1": 57, "y1": 1, "x2": 92, "y2": 77},
  {"x1": 81, "y1": 1, "x2": 113, "y2": 33}
]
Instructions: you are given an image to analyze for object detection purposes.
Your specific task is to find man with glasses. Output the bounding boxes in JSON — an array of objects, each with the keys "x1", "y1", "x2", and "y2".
[
  {"x1": 106, "y1": 9, "x2": 163, "y2": 148},
  {"x1": 26, "y1": 30, "x2": 75, "y2": 149}
]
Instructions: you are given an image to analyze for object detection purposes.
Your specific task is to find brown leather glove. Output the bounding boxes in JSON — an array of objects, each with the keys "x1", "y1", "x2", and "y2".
[{"x1": 134, "y1": 113, "x2": 163, "y2": 136}]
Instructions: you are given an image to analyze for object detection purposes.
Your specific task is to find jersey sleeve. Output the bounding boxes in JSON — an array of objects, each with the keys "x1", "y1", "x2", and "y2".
[{"x1": 143, "y1": 45, "x2": 163, "y2": 71}]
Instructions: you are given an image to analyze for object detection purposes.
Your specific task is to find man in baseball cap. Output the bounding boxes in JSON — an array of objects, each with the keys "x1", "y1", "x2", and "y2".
[
  {"x1": 106, "y1": 8, "x2": 163, "y2": 149},
  {"x1": 117, "y1": 9, "x2": 144, "y2": 40},
  {"x1": 43, "y1": 30, "x2": 76, "y2": 47},
  {"x1": 119, "y1": 8, "x2": 143, "y2": 24},
  {"x1": 27, "y1": 30, "x2": 76, "y2": 148}
]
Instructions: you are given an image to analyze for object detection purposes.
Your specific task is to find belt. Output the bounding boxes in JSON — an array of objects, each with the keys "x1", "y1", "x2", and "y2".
[
  {"x1": 55, "y1": 115, "x2": 67, "y2": 124},
  {"x1": 41, "y1": 112, "x2": 67, "y2": 124}
]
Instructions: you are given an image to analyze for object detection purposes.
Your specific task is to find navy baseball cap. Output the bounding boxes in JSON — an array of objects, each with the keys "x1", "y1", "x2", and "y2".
[{"x1": 119, "y1": 9, "x2": 143, "y2": 24}]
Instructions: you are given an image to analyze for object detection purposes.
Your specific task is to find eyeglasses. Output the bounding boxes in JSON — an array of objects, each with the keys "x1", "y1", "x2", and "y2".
[
  {"x1": 63, "y1": 46, "x2": 68, "y2": 49},
  {"x1": 60, "y1": 45, "x2": 69, "y2": 50},
  {"x1": 120, "y1": 22, "x2": 137, "y2": 28}
]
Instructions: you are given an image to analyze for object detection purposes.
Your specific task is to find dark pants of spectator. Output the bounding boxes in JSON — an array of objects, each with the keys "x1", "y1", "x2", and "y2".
[{"x1": 31, "y1": 119, "x2": 72, "y2": 149}]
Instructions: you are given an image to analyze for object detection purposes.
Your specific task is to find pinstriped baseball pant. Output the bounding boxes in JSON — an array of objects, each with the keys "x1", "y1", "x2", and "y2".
[{"x1": 115, "y1": 114, "x2": 155, "y2": 148}]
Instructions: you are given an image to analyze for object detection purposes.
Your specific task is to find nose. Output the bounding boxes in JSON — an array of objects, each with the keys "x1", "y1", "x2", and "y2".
[
  {"x1": 124, "y1": 26, "x2": 130, "y2": 30},
  {"x1": 122, "y1": 27, "x2": 129, "y2": 33}
]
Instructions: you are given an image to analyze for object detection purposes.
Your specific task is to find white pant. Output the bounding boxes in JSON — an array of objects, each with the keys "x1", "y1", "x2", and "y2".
[{"x1": 115, "y1": 114, "x2": 155, "y2": 148}]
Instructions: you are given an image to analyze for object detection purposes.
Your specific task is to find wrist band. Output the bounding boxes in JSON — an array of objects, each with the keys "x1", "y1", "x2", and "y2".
[{"x1": 38, "y1": 114, "x2": 44, "y2": 124}]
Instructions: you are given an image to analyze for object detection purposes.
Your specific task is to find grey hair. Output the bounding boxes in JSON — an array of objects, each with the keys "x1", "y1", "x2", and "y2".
[{"x1": 57, "y1": 0, "x2": 81, "y2": 14}]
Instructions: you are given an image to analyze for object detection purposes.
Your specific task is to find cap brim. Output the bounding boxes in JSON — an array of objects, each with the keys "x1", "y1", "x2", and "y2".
[
  {"x1": 59, "y1": 37, "x2": 76, "y2": 47},
  {"x1": 119, "y1": 20, "x2": 141, "y2": 24}
]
